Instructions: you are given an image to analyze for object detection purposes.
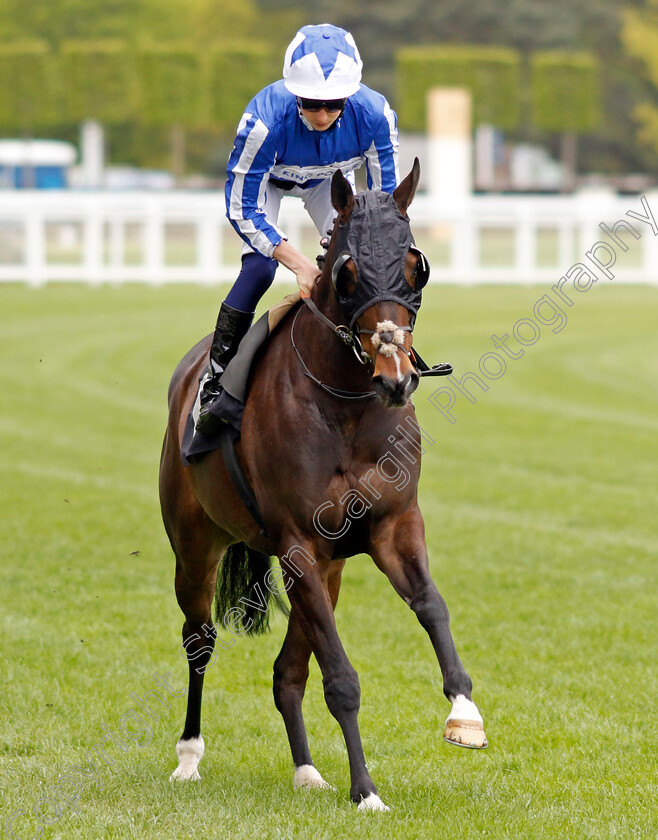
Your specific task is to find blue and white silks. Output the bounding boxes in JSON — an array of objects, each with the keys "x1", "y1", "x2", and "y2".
[{"x1": 225, "y1": 81, "x2": 400, "y2": 258}]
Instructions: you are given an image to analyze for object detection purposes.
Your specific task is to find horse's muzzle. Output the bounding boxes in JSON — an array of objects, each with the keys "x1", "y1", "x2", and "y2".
[{"x1": 371, "y1": 370, "x2": 420, "y2": 407}]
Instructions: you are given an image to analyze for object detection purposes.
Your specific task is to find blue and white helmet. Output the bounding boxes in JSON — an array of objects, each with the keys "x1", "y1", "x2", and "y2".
[{"x1": 283, "y1": 24, "x2": 363, "y2": 100}]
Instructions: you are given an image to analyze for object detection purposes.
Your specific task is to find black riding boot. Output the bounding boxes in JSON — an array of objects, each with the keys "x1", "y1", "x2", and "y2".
[{"x1": 196, "y1": 302, "x2": 253, "y2": 435}]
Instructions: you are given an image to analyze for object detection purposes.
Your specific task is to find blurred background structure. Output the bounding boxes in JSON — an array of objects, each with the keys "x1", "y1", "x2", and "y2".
[{"x1": 1, "y1": 0, "x2": 658, "y2": 284}]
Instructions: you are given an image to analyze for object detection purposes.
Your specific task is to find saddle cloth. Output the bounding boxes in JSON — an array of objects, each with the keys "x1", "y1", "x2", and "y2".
[{"x1": 181, "y1": 292, "x2": 301, "y2": 465}]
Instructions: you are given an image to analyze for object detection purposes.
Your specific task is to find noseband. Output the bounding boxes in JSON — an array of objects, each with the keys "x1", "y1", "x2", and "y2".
[
  {"x1": 301, "y1": 295, "x2": 412, "y2": 368},
  {"x1": 362, "y1": 320, "x2": 410, "y2": 358}
]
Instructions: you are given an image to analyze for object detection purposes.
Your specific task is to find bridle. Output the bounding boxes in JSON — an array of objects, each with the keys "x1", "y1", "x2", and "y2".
[
  {"x1": 300, "y1": 294, "x2": 412, "y2": 368},
  {"x1": 289, "y1": 234, "x2": 416, "y2": 400},
  {"x1": 308, "y1": 231, "x2": 418, "y2": 360},
  {"x1": 290, "y1": 201, "x2": 451, "y2": 399}
]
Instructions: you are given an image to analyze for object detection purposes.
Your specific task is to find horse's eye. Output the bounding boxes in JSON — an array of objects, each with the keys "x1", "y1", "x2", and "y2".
[
  {"x1": 334, "y1": 260, "x2": 357, "y2": 298},
  {"x1": 405, "y1": 254, "x2": 419, "y2": 290},
  {"x1": 407, "y1": 247, "x2": 430, "y2": 290}
]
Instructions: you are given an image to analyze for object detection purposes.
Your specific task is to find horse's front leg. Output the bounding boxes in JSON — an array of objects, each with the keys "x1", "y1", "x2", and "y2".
[
  {"x1": 279, "y1": 544, "x2": 389, "y2": 811},
  {"x1": 370, "y1": 510, "x2": 488, "y2": 749},
  {"x1": 273, "y1": 559, "x2": 345, "y2": 792}
]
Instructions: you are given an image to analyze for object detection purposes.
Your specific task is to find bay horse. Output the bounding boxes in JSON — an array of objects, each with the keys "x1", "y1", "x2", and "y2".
[{"x1": 159, "y1": 160, "x2": 487, "y2": 812}]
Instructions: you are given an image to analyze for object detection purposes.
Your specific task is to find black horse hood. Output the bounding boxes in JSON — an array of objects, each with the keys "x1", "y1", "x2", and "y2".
[{"x1": 331, "y1": 190, "x2": 425, "y2": 328}]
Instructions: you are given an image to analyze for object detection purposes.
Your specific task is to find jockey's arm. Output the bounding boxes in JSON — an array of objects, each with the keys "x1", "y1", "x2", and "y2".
[{"x1": 273, "y1": 239, "x2": 321, "y2": 298}]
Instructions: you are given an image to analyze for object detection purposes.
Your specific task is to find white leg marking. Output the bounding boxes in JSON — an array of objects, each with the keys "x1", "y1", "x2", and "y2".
[
  {"x1": 357, "y1": 792, "x2": 390, "y2": 812},
  {"x1": 293, "y1": 764, "x2": 334, "y2": 790},
  {"x1": 446, "y1": 694, "x2": 483, "y2": 724},
  {"x1": 170, "y1": 735, "x2": 204, "y2": 781}
]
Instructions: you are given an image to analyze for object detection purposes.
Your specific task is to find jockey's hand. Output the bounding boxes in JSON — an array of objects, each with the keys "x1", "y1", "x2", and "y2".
[
  {"x1": 273, "y1": 241, "x2": 321, "y2": 298},
  {"x1": 295, "y1": 264, "x2": 322, "y2": 298}
]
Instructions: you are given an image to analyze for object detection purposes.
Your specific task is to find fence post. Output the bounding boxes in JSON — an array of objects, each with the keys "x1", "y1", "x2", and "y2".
[
  {"x1": 144, "y1": 197, "x2": 164, "y2": 285},
  {"x1": 25, "y1": 208, "x2": 45, "y2": 287},
  {"x1": 84, "y1": 196, "x2": 104, "y2": 285},
  {"x1": 198, "y1": 208, "x2": 218, "y2": 285},
  {"x1": 516, "y1": 200, "x2": 535, "y2": 283}
]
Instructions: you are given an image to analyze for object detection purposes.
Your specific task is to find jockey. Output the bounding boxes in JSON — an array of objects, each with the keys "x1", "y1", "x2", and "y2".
[{"x1": 196, "y1": 23, "x2": 400, "y2": 434}]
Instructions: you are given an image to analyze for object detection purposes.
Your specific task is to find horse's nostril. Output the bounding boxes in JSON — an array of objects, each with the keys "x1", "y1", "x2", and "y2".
[
  {"x1": 404, "y1": 371, "x2": 420, "y2": 397},
  {"x1": 372, "y1": 374, "x2": 395, "y2": 399}
]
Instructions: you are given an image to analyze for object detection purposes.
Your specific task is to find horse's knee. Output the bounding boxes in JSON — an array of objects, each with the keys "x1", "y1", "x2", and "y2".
[
  {"x1": 409, "y1": 582, "x2": 449, "y2": 629},
  {"x1": 323, "y1": 667, "x2": 360, "y2": 719}
]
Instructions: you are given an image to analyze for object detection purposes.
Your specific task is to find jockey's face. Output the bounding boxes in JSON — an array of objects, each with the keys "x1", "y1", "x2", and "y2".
[
  {"x1": 299, "y1": 106, "x2": 342, "y2": 131},
  {"x1": 297, "y1": 97, "x2": 346, "y2": 132}
]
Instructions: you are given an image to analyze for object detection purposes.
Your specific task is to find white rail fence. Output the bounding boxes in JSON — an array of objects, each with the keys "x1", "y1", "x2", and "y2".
[{"x1": 1, "y1": 189, "x2": 657, "y2": 286}]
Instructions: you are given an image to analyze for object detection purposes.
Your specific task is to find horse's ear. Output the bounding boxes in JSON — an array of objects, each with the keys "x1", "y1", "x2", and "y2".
[
  {"x1": 393, "y1": 157, "x2": 420, "y2": 215},
  {"x1": 331, "y1": 169, "x2": 355, "y2": 222}
]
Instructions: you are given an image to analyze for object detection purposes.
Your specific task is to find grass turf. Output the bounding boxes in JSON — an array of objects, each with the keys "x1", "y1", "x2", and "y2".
[{"x1": 0, "y1": 281, "x2": 656, "y2": 840}]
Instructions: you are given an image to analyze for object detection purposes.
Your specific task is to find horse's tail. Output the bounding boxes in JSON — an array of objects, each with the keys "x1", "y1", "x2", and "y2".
[{"x1": 214, "y1": 543, "x2": 290, "y2": 636}]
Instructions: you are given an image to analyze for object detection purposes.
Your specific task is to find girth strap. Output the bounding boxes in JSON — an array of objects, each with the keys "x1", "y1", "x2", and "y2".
[{"x1": 219, "y1": 425, "x2": 268, "y2": 537}]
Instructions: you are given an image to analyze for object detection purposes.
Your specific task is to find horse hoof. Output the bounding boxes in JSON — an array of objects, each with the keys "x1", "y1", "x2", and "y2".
[
  {"x1": 357, "y1": 793, "x2": 390, "y2": 812},
  {"x1": 443, "y1": 719, "x2": 488, "y2": 749},
  {"x1": 169, "y1": 766, "x2": 201, "y2": 781},
  {"x1": 293, "y1": 764, "x2": 334, "y2": 790},
  {"x1": 170, "y1": 735, "x2": 204, "y2": 780}
]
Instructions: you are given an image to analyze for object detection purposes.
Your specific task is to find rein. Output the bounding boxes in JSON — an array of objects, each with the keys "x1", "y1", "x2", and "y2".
[{"x1": 291, "y1": 305, "x2": 376, "y2": 400}]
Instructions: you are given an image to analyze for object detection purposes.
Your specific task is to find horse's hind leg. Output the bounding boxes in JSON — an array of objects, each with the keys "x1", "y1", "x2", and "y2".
[
  {"x1": 170, "y1": 557, "x2": 218, "y2": 780},
  {"x1": 164, "y1": 501, "x2": 226, "y2": 781},
  {"x1": 371, "y1": 511, "x2": 487, "y2": 749},
  {"x1": 272, "y1": 558, "x2": 345, "y2": 792}
]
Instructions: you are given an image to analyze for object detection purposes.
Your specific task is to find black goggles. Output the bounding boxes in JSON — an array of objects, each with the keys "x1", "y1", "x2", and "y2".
[{"x1": 298, "y1": 97, "x2": 346, "y2": 113}]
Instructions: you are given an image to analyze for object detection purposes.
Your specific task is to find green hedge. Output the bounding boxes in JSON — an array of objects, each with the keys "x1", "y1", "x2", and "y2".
[
  {"x1": 395, "y1": 45, "x2": 521, "y2": 131},
  {"x1": 0, "y1": 41, "x2": 57, "y2": 129},
  {"x1": 60, "y1": 40, "x2": 134, "y2": 124},
  {"x1": 207, "y1": 44, "x2": 278, "y2": 131},
  {"x1": 136, "y1": 45, "x2": 202, "y2": 126},
  {"x1": 0, "y1": 40, "x2": 279, "y2": 133},
  {"x1": 531, "y1": 51, "x2": 601, "y2": 133},
  {"x1": 1, "y1": 40, "x2": 600, "y2": 140}
]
